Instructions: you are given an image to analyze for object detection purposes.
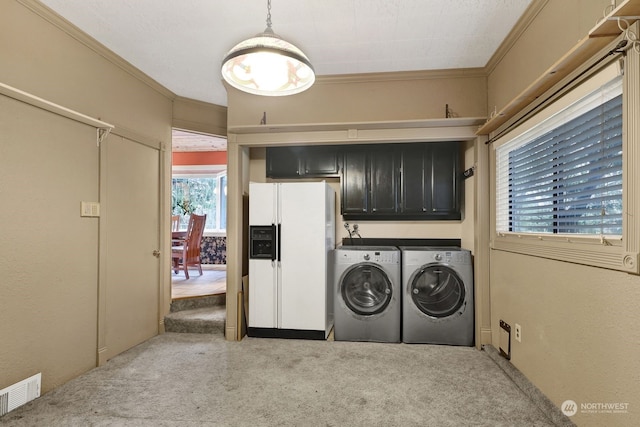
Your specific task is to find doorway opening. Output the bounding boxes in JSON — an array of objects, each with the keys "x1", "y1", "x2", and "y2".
[{"x1": 171, "y1": 129, "x2": 227, "y2": 300}]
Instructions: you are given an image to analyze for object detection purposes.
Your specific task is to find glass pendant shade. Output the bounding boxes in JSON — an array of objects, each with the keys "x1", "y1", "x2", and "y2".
[{"x1": 221, "y1": 28, "x2": 315, "y2": 96}]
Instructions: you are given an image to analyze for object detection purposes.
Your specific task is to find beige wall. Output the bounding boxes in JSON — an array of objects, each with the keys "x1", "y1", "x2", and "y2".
[
  {"x1": 227, "y1": 70, "x2": 487, "y2": 127},
  {"x1": 0, "y1": 95, "x2": 101, "y2": 392},
  {"x1": 487, "y1": 0, "x2": 607, "y2": 114},
  {"x1": 0, "y1": 0, "x2": 174, "y2": 393},
  {"x1": 487, "y1": 1, "x2": 640, "y2": 425},
  {"x1": 490, "y1": 252, "x2": 640, "y2": 425},
  {"x1": 173, "y1": 96, "x2": 227, "y2": 137}
]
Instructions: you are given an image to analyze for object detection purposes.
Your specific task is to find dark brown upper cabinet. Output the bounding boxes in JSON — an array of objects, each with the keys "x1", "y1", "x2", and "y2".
[
  {"x1": 266, "y1": 146, "x2": 339, "y2": 178},
  {"x1": 340, "y1": 148, "x2": 401, "y2": 216},
  {"x1": 341, "y1": 149, "x2": 368, "y2": 215},
  {"x1": 399, "y1": 142, "x2": 460, "y2": 218},
  {"x1": 341, "y1": 142, "x2": 461, "y2": 220},
  {"x1": 267, "y1": 142, "x2": 461, "y2": 220}
]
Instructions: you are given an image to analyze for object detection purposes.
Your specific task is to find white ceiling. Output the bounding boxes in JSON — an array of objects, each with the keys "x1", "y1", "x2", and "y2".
[
  {"x1": 39, "y1": 0, "x2": 533, "y2": 108},
  {"x1": 172, "y1": 129, "x2": 227, "y2": 152}
]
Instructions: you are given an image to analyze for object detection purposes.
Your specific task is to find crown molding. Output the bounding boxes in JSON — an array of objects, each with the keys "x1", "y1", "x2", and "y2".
[
  {"x1": 172, "y1": 118, "x2": 228, "y2": 138},
  {"x1": 315, "y1": 67, "x2": 487, "y2": 85},
  {"x1": 174, "y1": 96, "x2": 227, "y2": 114},
  {"x1": 172, "y1": 96, "x2": 227, "y2": 136},
  {"x1": 17, "y1": 0, "x2": 176, "y2": 101},
  {"x1": 483, "y1": 0, "x2": 549, "y2": 75}
]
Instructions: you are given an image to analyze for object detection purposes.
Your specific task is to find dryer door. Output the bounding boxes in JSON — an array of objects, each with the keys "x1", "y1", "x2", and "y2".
[
  {"x1": 340, "y1": 263, "x2": 392, "y2": 316},
  {"x1": 410, "y1": 264, "x2": 465, "y2": 318}
]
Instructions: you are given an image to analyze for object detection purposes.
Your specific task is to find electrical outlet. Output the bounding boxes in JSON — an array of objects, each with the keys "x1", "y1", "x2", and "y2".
[{"x1": 515, "y1": 323, "x2": 522, "y2": 342}]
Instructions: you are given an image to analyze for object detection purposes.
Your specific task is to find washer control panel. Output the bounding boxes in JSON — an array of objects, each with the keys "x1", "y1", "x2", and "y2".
[
  {"x1": 361, "y1": 250, "x2": 398, "y2": 263},
  {"x1": 335, "y1": 248, "x2": 399, "y2": 264}
]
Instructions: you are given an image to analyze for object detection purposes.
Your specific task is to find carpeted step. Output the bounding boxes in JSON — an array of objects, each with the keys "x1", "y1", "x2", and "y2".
[
  {"x1": 170, "y1": 293, "x2": 226, "y2": 313},
  {"x1": 164, "y1": 305, "x2": 226, "y2": 334}
]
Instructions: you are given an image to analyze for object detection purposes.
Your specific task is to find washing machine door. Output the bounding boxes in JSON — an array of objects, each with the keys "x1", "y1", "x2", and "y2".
[
  {"x1": 340, "y1": 263, "x2": 392, "y2": 316},
  {"x1": 410, "y1": 264, "x2": 465, "y2": 318}
]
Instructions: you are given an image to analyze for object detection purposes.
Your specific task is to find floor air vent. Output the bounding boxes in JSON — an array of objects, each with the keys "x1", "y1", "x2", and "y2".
[{"x1": 0, "y1": 373, "x2": 41, "y2": 416}]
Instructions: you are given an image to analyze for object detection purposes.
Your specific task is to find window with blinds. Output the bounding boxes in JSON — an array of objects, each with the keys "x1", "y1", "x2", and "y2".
[{"x1": 496, "y1": 75, "x2": 623, "y2": 237}]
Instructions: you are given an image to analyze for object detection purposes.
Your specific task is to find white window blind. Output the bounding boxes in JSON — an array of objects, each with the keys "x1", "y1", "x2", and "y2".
[{"x1": 496, "y1": 75, "x2": 623, "y2": 236}]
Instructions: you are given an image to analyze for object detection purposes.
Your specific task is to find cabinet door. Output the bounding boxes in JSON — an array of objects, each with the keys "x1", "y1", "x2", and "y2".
[
  {"x1": 370, "y1": 149, "x2": 398, "y2": 214},
  {"x1": 302, "y1": 146, "x2": 339, "y2": 176},
  {"x1": 428, "y1": 142, "x2": 460, "y2": 215},
  {"x1": 341, "y1": 150, "x2": 368, "y2": 214},
  {"x1": 266, "y1": 147, "x2": 302, "y2": 178},
  {"x1": 400, "y1": 144, "x2": 427, "y2": 214}
]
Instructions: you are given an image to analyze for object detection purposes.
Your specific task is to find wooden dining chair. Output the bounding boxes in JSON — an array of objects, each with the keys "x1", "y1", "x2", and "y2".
[{"x1": 171, "y1": 213, "x2": 206, "y2": 279}]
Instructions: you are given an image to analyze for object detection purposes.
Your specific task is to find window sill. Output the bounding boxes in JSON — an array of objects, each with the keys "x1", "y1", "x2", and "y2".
[
  {"x1": 491, "y1": 232, "x2": 638, "y2": 274},
  {"x1": 204, "y1": 231, "x2": 226, "y2": 238}
]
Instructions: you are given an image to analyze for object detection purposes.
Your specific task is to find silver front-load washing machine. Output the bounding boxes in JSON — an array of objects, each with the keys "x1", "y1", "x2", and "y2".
[
  {"x1": 400, "y1": 247, "x2": 474, "y2": 345},
  {"x1": 331, "y1": 246, "x2": 401, "y2": 343}
]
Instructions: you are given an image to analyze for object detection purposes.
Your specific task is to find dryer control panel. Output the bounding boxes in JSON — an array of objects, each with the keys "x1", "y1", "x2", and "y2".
[
  {"x1": 400, "y1": 247, "x2": 472, "y2": 265},
  {"x1": 432, "y1": 250, "x2": 471, "y2": 264}
]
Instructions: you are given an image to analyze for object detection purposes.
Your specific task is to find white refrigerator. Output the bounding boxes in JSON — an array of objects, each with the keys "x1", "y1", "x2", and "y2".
[{"x1": 248, "y1": 182, "x2": 335, "y2": 339}]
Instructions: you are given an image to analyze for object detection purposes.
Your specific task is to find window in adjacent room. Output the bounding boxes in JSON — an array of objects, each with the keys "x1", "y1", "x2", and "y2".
[{"x1": 172, "y1": 172, "x2": 227, "y2": 232}]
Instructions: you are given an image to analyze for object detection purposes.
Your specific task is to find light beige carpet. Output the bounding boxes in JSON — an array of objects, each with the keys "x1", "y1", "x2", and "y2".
[{"x1": 2, "y1": 334, "x2": 567, "y2": 426}]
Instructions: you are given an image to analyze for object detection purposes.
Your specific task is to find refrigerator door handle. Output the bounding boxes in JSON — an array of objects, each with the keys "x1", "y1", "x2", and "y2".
[
  {"x1": 271, "y1": 223, "x2": 277, "y2": 262},
  {"x1": 277, "y1": 223, "x2": 282, "y2": 262}
]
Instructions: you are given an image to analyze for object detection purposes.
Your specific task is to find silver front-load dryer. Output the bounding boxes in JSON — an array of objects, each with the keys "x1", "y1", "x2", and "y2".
[
  {"x1": 400, "y1": 247, "x2": 474, "y2": 345},
  {"x1": 331, "y1": 246, "x2": 401, "y2": 343}
]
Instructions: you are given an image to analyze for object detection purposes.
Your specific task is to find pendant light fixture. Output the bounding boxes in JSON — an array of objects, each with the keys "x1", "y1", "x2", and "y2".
[{"x1": 221, "y1": 0, "x2": 315, "y2": 96}]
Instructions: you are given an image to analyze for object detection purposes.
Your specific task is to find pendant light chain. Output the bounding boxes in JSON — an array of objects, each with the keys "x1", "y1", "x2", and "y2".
[{"x1": 266, "y1": 0, "x2": 272, "y2": 30}]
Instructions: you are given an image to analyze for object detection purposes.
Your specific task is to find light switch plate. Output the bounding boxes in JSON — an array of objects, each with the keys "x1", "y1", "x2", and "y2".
[{"x1": 81, "y1": 201, "x2": 100, "y2": 217}]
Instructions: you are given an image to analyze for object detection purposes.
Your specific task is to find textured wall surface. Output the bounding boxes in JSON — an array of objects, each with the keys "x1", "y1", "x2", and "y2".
[{"x1": 486, "y1": 1, "x2": 640, "y2": 425}]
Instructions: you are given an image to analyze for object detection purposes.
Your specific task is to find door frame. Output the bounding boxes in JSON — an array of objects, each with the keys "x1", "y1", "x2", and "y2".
[
  {"x1": 226, "y1": 118, "x2": 489, "y2": 346},
  {"x1": 97, "y1": 127, "x2": 169, "y2": 366}
]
